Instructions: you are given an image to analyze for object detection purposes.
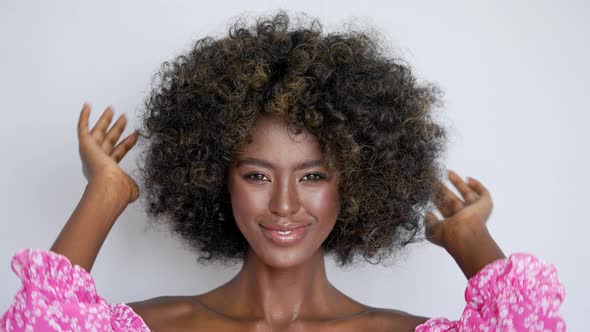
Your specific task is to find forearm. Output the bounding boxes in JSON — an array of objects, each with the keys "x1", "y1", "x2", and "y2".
[
  {"x1": 50, "y1": 174, "x2": 129, "y2": 273},
  {"x1": 445, "y1": 226, "x2": 506, "y2": 280}
]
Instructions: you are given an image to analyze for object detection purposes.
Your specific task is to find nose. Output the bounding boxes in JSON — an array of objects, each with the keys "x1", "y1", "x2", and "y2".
[{"x1": 269, "y1": 176, "x2": 301, "y2": 217}]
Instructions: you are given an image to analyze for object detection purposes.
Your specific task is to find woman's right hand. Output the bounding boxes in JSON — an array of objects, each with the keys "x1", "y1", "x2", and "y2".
[{"x1": 78, "y1": 102, "x2": 140, "y2": 204}]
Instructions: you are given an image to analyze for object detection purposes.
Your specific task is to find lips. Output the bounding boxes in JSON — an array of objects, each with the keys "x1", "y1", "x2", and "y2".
[
  {"x1": 259, "y1": 223, "x2": 311, "y2": 246},
  {"x1": 260, "y1": 223, "x2": 309, "y2": 231}
]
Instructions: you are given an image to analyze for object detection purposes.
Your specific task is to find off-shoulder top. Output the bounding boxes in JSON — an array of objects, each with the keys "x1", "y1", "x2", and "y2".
[{"x1": 0, "y1": 249, "x2": 566, "y2": 331}]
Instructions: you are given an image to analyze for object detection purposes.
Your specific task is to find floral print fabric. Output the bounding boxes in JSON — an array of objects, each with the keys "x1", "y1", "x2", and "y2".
[{"x1": 0, "y1": 249, "x2": 565, "y2": 331}]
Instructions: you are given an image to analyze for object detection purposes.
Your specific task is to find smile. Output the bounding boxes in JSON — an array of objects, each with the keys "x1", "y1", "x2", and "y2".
[{"x1": 259, "y1": 224, "x2": 311, "y2": 246}]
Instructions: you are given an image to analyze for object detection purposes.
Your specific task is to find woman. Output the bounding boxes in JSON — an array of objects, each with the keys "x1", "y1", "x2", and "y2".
[{"x1": 1, "y1": 11, "x2": 565, "y2": 331}]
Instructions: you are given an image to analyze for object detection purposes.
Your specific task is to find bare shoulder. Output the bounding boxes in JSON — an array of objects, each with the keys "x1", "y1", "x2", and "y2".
[
  {"x1": 126, "y1": 297, "x2": 431, "y2": 331},
  {"x1": 365, "y1": 307, "x2": 430, "y2": 331},
  {"x1": 126, "y1": 295, "x2": 196, "y2": 329}
]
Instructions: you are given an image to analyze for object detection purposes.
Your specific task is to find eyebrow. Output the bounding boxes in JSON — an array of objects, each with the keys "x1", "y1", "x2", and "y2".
[{"x1": 235, "y1": 158, "x2": 325, "y2": 171}]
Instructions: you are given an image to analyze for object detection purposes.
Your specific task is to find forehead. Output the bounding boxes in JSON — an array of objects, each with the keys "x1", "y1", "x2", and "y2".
[{"x1": 235, "y1": 115, "x2": 323, "y2": 162}]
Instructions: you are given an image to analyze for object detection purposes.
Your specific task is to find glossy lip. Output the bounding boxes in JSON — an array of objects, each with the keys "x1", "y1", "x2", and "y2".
[
  {"x1": 259, "y1": 223, "x2": 311, "y2": 246},
  {"x1": 260, "y1": 223, "x2": 310, "y2": 231}
]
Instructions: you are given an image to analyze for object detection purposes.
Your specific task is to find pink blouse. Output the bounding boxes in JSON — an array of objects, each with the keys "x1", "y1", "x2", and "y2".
[{"x1": 0, "y1": 249, "x2": 565, "y2": 331}]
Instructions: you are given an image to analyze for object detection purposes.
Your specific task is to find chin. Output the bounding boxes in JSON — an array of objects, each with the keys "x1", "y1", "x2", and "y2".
[{"x1": 258, "y1": 246, "x2": 317, "y2": 269}]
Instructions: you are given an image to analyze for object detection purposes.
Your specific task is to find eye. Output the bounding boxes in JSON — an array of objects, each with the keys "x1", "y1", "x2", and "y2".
[
  {"x1": 244, "y1": 173, "x2": 270, "y2": 182},
  {"x1": 301, "y1": 173, "x2": 327, "y2": 182}
]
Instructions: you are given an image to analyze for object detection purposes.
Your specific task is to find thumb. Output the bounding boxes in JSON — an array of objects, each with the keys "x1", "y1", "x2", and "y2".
[
  {"x1": 425, "y1": 212, "x2": 444, "y2": 247},
  {"x1": 128, "y1": 179, "x2": 140, "y2": 203}
]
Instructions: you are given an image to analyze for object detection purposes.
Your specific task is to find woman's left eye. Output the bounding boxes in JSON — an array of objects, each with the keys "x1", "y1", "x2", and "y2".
[{"x1": 301, "y1": 173, "x2": 326, "y2": 182}]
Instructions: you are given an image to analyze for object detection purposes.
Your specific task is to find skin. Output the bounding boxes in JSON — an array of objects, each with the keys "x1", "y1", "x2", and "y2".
[
  {"x1": 49, "y1": 104, "x2": 505, "y2": 331},
  {"x1": 220, "y1": 115, "x2": 345, "y2": 323}
]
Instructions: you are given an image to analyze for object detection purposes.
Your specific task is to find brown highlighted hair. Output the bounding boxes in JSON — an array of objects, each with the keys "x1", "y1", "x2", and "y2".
[{"x1": 136, "y1": 11, "x2": 447, "y2": 265}]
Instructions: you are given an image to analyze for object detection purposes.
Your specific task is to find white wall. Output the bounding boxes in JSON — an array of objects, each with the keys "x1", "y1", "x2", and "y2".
[{"x1": 1, "y1": 1, "x2": 587, "y2": 329}]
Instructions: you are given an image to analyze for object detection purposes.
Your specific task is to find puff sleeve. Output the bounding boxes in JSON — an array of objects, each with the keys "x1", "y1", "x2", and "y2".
[
  {"x1": 415, "y1": 253, "x2": 566, "y2": 331},
  {"x1": 0, "y1": 248, "x2": 150, "y2": 331}
]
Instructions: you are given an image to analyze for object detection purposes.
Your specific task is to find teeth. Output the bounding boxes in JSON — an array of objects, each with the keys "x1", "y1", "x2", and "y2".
[{"x1": 277, "y1": 230, "x2": 292, "y2": 235}]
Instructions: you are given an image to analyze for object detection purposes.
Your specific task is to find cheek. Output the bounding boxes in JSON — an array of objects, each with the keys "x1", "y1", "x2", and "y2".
[
  {"x1": 301, "y1": 185, "x2": 340, "y2": 225},
  {"x1": 229, "y1": 181, "x2": 265, "y2": 225}
]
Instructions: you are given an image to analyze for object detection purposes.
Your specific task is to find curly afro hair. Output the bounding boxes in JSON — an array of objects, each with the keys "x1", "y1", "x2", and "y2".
[{"x1": 135, "y1": 10, "x2": 447, "y2": 266}]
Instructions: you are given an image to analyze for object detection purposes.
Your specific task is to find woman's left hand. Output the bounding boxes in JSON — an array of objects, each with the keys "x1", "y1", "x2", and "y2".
[
  {"x1": 425, "y1": 170, "x2": 505, "y2": 279},
  {"x1": 425, "y1": 170, "x2": 493, "y2": 250}
]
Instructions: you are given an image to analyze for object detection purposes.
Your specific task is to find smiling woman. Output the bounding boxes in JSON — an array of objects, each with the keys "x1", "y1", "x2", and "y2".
[
  {"x1": 136, "y1": 11, "x2": 447, "y2": 268},
  {"x1": 0, "y1": 9, "x2": 566, "y2": 332},
  {"x1": 227, "y1": 115, "x2": 341, "y2": 268}
]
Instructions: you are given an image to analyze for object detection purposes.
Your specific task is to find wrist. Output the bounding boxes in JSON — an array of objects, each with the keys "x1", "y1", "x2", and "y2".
[
  {"x1": 443, "y1": 224, "x2": 493, "y2": 255},
  {"x1": 50, "y1": 172, "x2": 130, "y2": 272},
  {"x1": 444, "y1": 225, "x2": 506, "y2": 279},
  {"x1": 88, "y1": 172, "x2": 132, "y2": 206}
]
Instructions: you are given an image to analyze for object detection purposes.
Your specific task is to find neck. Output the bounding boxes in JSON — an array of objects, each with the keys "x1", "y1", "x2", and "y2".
[{"x1": 226, "y1": 247, "x2": 336, "y2": 324}]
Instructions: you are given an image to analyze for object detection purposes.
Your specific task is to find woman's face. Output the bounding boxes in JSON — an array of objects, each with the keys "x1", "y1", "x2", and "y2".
[{"x1": 227, "y1": 115, "x2": 340, "y2": 269}]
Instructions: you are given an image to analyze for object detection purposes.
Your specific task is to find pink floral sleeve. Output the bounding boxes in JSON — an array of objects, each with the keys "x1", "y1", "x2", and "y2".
[
  {"x1": 0, "y1": 248, "x2": 150, "y2": 332},
  {"x1": 415, "y1": 253, "x2": 566, "y2": 331},
  {"x1": 1, "y1": 249, "x2": 565, "y2": 331}
]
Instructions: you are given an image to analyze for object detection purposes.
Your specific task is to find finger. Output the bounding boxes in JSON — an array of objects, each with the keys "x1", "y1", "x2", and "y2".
[
  {"x1": 466, "y1": 176, "x2": 493, "y2": 207},
  {"x1": 434, "y1": 178, "x2": 464, "y2": 217},
  {"x1": 111, "y1": 131, "x2": 139, "y2": 163},
  {"x1": 78, "y1": 103, "x2": 91, "y2": 139},
  {"x1": 89, "y1": 105, "x2": 114, "y2": 142},
  {"x1": 102, "y1": 114, "x2": 127, "y2": 152},
  {"x1": 448, "y1": 170, "x2": 479, "y2": 204}
]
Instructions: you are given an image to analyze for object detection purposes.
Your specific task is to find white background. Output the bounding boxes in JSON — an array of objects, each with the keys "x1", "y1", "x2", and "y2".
[{"x1": 1, "y1": 1, "x2": 587, "y2": 330}]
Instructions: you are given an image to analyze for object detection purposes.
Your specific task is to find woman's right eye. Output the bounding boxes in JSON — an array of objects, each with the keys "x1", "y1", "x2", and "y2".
[{"x1": 244, "y1": 173, "x2": 270, "y2": 182}]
